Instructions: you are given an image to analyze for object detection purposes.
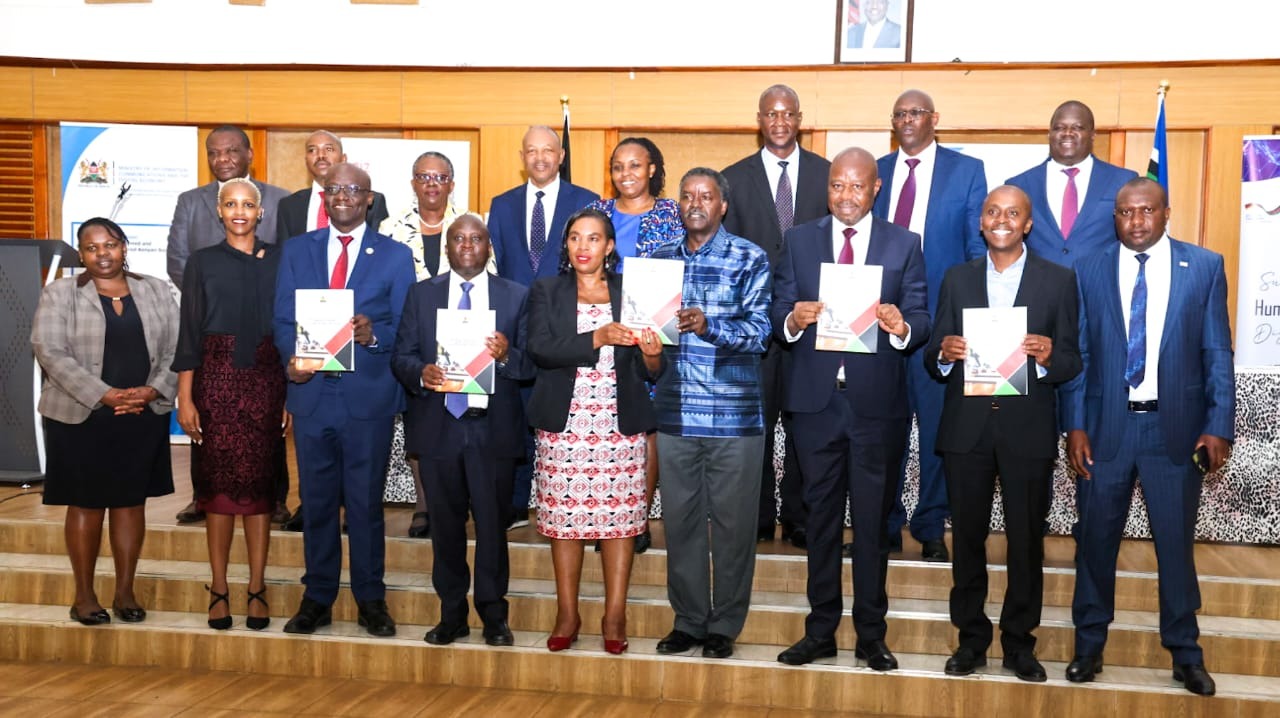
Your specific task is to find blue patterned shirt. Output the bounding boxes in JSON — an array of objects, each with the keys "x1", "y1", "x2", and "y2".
[{"x1": 649, "y1": 226, "x2": 771, "y2": 437}]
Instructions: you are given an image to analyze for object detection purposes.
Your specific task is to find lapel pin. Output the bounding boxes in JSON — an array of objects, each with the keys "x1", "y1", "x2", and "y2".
[
  {"x1": 365, "y1": 248, "x2": 374, "y2": 255},
  {"x1": 1179, "y1": 261, "x2": 1188, "y2": 267}
]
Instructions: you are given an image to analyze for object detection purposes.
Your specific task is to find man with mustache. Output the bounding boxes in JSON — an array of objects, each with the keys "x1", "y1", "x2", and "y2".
[
  {"x1": 924, "y1": 185, "x2": 1081, "y2": 682},
  {"x1": 772, "y1": 148, "x2": 927, "y2": 672}
]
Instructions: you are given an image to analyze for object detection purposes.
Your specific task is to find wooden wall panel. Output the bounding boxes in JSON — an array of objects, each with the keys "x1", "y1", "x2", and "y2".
[
  {"x1": 1204, "y1": 124, "x2": 1270, "y2": 335},
  {"x1": 185, "y1": 71, "x2": 250, "y2": 124},
  {"x1": 265, "y1": 128, "x2": 405, "y2": 194},
  {"x1": 478, "y1": 125, "x2": 531, "y2": 212},
  {"x1": 613, "y1": 71, "x2": 821, "y2": 129},
  {"x1": 403, "y1": 74, "x2": 614, "y2": 128},
  {"x1": 619, "y1": 131, "x2": 759, "y2": 201},
  {"x1": 814, "y1": 70, "x2": 905, "y2": 129},
  {"x1": 1122, "y1": 129, "x2": 1206, "y2": 244},
  {"x1": 246, "y1": 72, "x2": 403, "y2": 127},
  {"x1": 32, "y1": 69, "x2": 187, "y2": 123},
  {"x1": 1115, "y1": 67, "x2": 1280, "y2": 128},
  {"x1": 0, "y1": 69, "x2": 33, "y2": 120},
  {"x1": 565, "y1": 129, "x2": 608, "y2": 201}
]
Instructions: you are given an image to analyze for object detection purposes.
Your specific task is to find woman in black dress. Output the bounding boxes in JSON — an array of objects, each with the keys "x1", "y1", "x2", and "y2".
[
  {"x1": 174, "y1": 178, "x2": 287, "y2": 630},
  {"x1": 31, "y1": 217, "x2": 178, "y2": 625}
]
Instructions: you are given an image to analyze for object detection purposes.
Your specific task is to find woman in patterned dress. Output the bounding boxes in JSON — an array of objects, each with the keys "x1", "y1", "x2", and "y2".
[
  {"x1": 527, "y1": 208, "x2": 664, "y2": 654},
  {"x1": 174, "y1": 178, "x2": 287, "y2": 631}
]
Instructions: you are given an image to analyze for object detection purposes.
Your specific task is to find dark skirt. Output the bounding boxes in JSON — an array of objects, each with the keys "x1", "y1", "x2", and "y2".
[
  {"x1": 191, "y1": 334, "x2": 285, "y2": 515},
  {"x1": 43, "y1": 408, "x2": 174, "y2": 508}
]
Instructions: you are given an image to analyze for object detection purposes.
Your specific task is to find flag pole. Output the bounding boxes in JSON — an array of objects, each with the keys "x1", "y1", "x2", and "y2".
[
  {"x1": 559, "y1": 95, "x2": 572, "y2": 183},
  {"x1": 1146, "y1": 81, "x2": 1170, "y2": 192}
]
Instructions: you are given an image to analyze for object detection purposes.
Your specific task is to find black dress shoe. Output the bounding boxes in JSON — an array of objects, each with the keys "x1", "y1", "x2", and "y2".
[
  {"x1": 111, "y1": 602, "x2": 146, "y2": 623},
  {"x1": 921, "y1": 539, "x2": 949, "y2": 562},
  {"x1": 656, "y1": 629, "x2": 704, "y2": 654},
  {"x1": 281, "y1": 506, "x2": 304, "y2": 532},
  {"x1": 855, "y1": 639, "x2": 899, "y2": 671},
  {"x1": 786, "y1": 527, "x2": 808, "y2": 549},
  {"x1": 483, "y1": 620, "x2": 514, "y2": 646},
  {"x1": 407, "y1": 512, "x2": 430, "y2": 539},
  {"x1": 357, "y1": 599, "x2": 396, "y2": 637},
  {"x1": 424, "y1": 621, "x2": 470, "y2": 645},
  {"x1": 271, "y1": 502, "x2": 292, "y2": 524},
  {"x1": 886, "y1": 531, "x2": 903, "y2": 553},
  {"x1": 1065, "y1": 654, "x2": 1103, "y2": 683},
  {"x1": 756, "y1": 525, "x2": 774, "y2": 542},
  {"x1": 841, "y1": 542, "x2": 855, "y2": 559},
  {"x1": 283, "y1": 597, "x2": 332, "y2": 634},
  {"x1": 634, "y1": 528, "x2": 652, "y2": 554},
  {"x1": 69, "y1": 606, "x2": 110, "y2": 626},
  {"x1": 175, "y1": 501, "x2": 205, "y2": 524},
  {"x1": 777, "y1": 635, "x2": 838, "y2": 665},
  {"x1": 944, "y1": 647, "x2": 987, "y2": 676},
  {"x1": 1173, "y1": 663, "x2": 1216, "y2": 696},
  {"x1": 1002, "y1": 651, "x2": 1047, "y2": 682},
  {"x1": 702, "y1": 633, "x2": 734, "y2": 659}
]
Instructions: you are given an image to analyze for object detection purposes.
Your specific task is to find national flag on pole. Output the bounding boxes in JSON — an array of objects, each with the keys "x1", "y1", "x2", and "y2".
[
  {"x1": 560, "y1": 101, "x2": 572, "y2": 183},
  {"x1": 1146, "y1": 88, "x2": 1169, "y2": 192}
]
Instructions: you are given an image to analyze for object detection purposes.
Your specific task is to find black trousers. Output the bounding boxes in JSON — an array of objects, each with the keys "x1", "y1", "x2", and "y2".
[
  {"x1": 943, "y1": 415, "x2": 1053, "y2": 655},
  {"x1": 758, "y1": 341, "x2": 806, "y2": 530}
]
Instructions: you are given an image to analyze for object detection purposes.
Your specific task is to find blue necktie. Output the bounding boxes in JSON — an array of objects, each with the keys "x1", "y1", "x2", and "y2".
[
  {"x1": 1124, "y1": 253, "x2": 1149, "y2": 389},
  {"x1": 530, "y1": 190, "x2": 547, "y2": 272},
  {"x1": 445, "y1": 281, "x2": 474, "y2": 419}
]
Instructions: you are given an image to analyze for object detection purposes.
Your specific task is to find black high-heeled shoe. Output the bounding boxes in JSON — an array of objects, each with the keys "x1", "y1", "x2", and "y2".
[
  {"x1": 206, "y1": 585, "x2": 232, "y2": 630},
  {"x1": 246, "y1": 587, "x2": 270, "y2": 631}
]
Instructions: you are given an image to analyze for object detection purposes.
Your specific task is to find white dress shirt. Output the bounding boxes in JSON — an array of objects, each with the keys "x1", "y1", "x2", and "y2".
[
  {"x1": 525, "y1": 176, "x2": 561, "y2": 250},
  {"x1": 886, "y1": 140, "x2": 937, "y2": 243},
  {"x1": 761, "y1": 145, "x2": 799, "y2": 214},
  {"x1": 1046, "y1": 154, "x2": 1094, "y2": 233},
  {"x1": 1119, "y1": 233, "x2": 1171, "y2": 402},
  {"x1": 446, "y1": 270, "x2": 492, "y2": 409},
  {"x1": 305, "y1": 181, "x2": 325, "y2": 232},
  {"x1": 858, "y1": 19, "x2": 886, "y2": 48}
]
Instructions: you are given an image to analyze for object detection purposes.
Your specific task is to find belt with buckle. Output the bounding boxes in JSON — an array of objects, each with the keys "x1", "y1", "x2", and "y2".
[
  {"x1": 461, "y1": 407, "x2": 488, "y2": 419},
  {"x1": 835, "y1": 377, "x2": 847, "y2": 391},
  {"x1": 1127, "y1": 400, "x2": 1158, "y2": 413}
]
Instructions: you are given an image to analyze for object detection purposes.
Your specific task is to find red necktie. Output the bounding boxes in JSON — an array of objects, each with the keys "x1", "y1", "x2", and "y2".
[
  {"x1": 1061, "y1": 167, "x2": 1080, "y2": 238},
  {"x1": 838, "y1": 227, "x2": 855, "y2": 264},
  {"x1": 330, "y1": 235, "x2": 354, "y2": 289},
  {"x1": 316, "y1": 191, "x2": 329, "y2": 230}
]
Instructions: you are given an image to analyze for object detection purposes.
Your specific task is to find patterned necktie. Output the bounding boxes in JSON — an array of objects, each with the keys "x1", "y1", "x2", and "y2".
[
  {"x1": 316, "y1": 191, "x2": 329, "y2": 230},
  {"x1": 445, "y1": 281, "x2": 474, "y2": 419},
  {"x1": 329, "y1": 234, "x2": 353, "y2": 289},
  {"x1": 1061, "y1": 167, "x2": 1081, "y2": 238},
  {"x1": 775, "y1": 161, "x2": 794, "y2": 234},
  {"x1": 838, "y1": 227, "x2": 855, "y2": 264},
  {"x1": 892, "y1": 158, "x2": 921, "y2": 228},
  {"x1": 530, "y1": 190, "x2": 547, "y2": 272},
  {"x1": 1125, "y1": 253, "x2": 1149, "y2": 389}
]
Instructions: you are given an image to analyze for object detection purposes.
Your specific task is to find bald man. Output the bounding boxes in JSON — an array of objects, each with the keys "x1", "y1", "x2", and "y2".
[{"x1": 276, "y1": 130, "x2": 390, "y2": 244}]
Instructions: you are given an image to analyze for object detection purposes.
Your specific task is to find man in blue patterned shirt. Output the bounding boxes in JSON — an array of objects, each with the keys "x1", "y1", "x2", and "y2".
[{"x1": 649, "y1": 167, "x2": 772, "y2": 661}]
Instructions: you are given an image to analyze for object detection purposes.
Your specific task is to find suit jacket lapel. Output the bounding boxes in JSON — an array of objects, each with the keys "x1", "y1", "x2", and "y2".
[
  {"x1": 1161, "y1": 239, "x2": 1190, "y2": 355},
  {"x1": 1028, "y1": 160, "x2": 1065, "y2": 240},
  {"x1": 747, "y1": 155, "x2": 781, "y2": 232},
  {"x1": 816, "y1": 216, "x2": 835, "y2": 263},
  {"x1": 345, "y1": 226, "x2": 378, "y2": 287},
  {"x1": 308, "y1": 228, "x2": 331, "y2": 287},
  {"x1": 927, "y1": 149, "x2": 955, "y2": 217},
  {"x1": 200, "y1": 183, "x2": 221, "y2": 230},
  {"x1": 1012, "y1": 251, "x2": 1036, "y2": 308},
  {"x1": 1076, "y1": 159, "x2": 1111, "y2": 231},
  {"x1": 1100, "y1": 244, "x2": 1127, "y2": 338}
]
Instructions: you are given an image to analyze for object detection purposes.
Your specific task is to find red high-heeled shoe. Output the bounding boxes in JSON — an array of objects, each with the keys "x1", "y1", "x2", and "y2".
[
  {"x1": 547, "y1": 618, "x2": 581, "y2": 652},
  {"x1": 602, "y1": 618, "x2": 628, "y2": 655}
]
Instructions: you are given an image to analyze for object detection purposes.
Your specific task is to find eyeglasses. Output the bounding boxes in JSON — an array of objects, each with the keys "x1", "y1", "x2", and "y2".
[
  {"x1": 891, "y1": 108, "x2": 934, "y2": 123},
  {"x1": 323, "y1": 184, "x2": 369, "y2": 197},
  {"x1": 761, "y1": 111, "x2": 800, "y2": 123},
  {"x1": 413, "y1": 172, "x2": 452, "y2": 185}
]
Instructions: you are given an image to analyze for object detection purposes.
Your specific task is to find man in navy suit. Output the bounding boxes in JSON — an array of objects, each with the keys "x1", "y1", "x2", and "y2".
[
  {"x1": 845, "y1": 0, "x2": 902, "y2": 48},
  {"x1": 772, "y1": 148, "x2": 928, "y2": 671},
  {"x1": 874, "y1": 89, "x2": 987, "y2": 562},
  {"x1": 273, "y1": 163, "x2": 415, "y2": 638},
  {"x1": 925, "y1": 186, "x2": 1081, "y2": 683},
  {"x1": 392, "y1": 214, "x2": 533, "y2": 648},
  {"x1": 723, "y1": 84, "x2": 831, "y2": 548},
  {"x1": 487, "y1": 125, "x2": 599, "y2": 528},
  {"x1": 1006, "y1": 101, "x2": 1138, "y2": 269},
  {"x1": 1064, "y1": 179, "x2": 1234, "y2": 696},
  {"x1": 489, "y1": 125, "x2": 600, "y2": 287}
]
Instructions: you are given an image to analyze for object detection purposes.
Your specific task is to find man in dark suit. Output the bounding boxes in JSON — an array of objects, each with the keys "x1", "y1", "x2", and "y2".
[
  {"x1": 772, "y1": 148, "x2": 928, "y2": 671},
  {"x1": 274, "y1": 130, "x2": 390, "y2": 533},
  {"x1": 489, "y1": 125, "x2": 600, "y2": 287},
  {"x1": 1006, "y1": 101, "x2": 1138, "y2": 269},
  {"x1": 272, "y1": 163, "x2": 415, "y2": 638},
  {"x1": 845, "y1": 0, "x2": 902, "y2": 48},
  {"x1": 276, "y1": 130, "x2": 390, "y2": 243},
  {"x1": 722, "y1": 83, "x2": 830, "y2": 548},
  {"x1": 166, "y1": 124, "x2": 289, "y2": 524},
  {"x1": 487, "y1": 125, "x2": 599, "y2": 529},
  {"x1": 391, "y1": 214, "x2": 533, "y2": 647},
  {"x1": 874, "y1": 89, "x2": 988, "y2": 562},
  {"x1": 924, "y1": 186, "x2": 1082, "y2": 682},
  {"x1": 1064, "y1": 179, "x2": 1234, "y2": 696}
]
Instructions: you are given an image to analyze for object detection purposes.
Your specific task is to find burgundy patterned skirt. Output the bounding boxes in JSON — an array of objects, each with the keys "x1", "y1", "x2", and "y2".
[{"x1": 191, "y1": 334, "x2": 285, "y2": 515}]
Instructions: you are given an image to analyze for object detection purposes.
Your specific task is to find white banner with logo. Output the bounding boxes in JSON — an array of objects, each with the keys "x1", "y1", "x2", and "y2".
[{"x1": 1237, "y1": 136, "x2": 1280, "y2": 366}]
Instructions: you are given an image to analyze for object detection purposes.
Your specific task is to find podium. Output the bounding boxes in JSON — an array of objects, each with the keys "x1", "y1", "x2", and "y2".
[{"x1": 0, "y1": 239, "x2": 79, "y2": 483}]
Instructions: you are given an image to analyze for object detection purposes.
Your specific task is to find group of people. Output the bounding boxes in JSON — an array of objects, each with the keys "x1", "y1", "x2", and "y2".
[{"x1": 29, "y1": 82, "x2": 1233, "y2": 697}]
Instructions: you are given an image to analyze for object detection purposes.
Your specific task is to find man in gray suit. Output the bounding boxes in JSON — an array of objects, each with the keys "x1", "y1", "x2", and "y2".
[{"x1": 166, "y1": 124, "x2": 289, "y2": 523}]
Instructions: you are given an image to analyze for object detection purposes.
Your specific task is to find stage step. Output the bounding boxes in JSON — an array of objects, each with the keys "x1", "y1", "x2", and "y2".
[
  {"x1": 0, "y1": 603, "x2": 1274, "y2": 717},
  {"x1": 3, "y1": 551, "x2": 1277, "y2": 677}
]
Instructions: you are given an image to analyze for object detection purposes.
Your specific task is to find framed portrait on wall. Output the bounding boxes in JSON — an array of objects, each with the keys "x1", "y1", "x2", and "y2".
[{"x1": 835, "y1": 0, "x2": 912, "y2": 64}]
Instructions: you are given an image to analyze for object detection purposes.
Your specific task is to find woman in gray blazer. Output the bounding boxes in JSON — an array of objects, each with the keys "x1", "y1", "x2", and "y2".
[{"x1": 31, "y1": 217, "x2": 179, "y2": 626}]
